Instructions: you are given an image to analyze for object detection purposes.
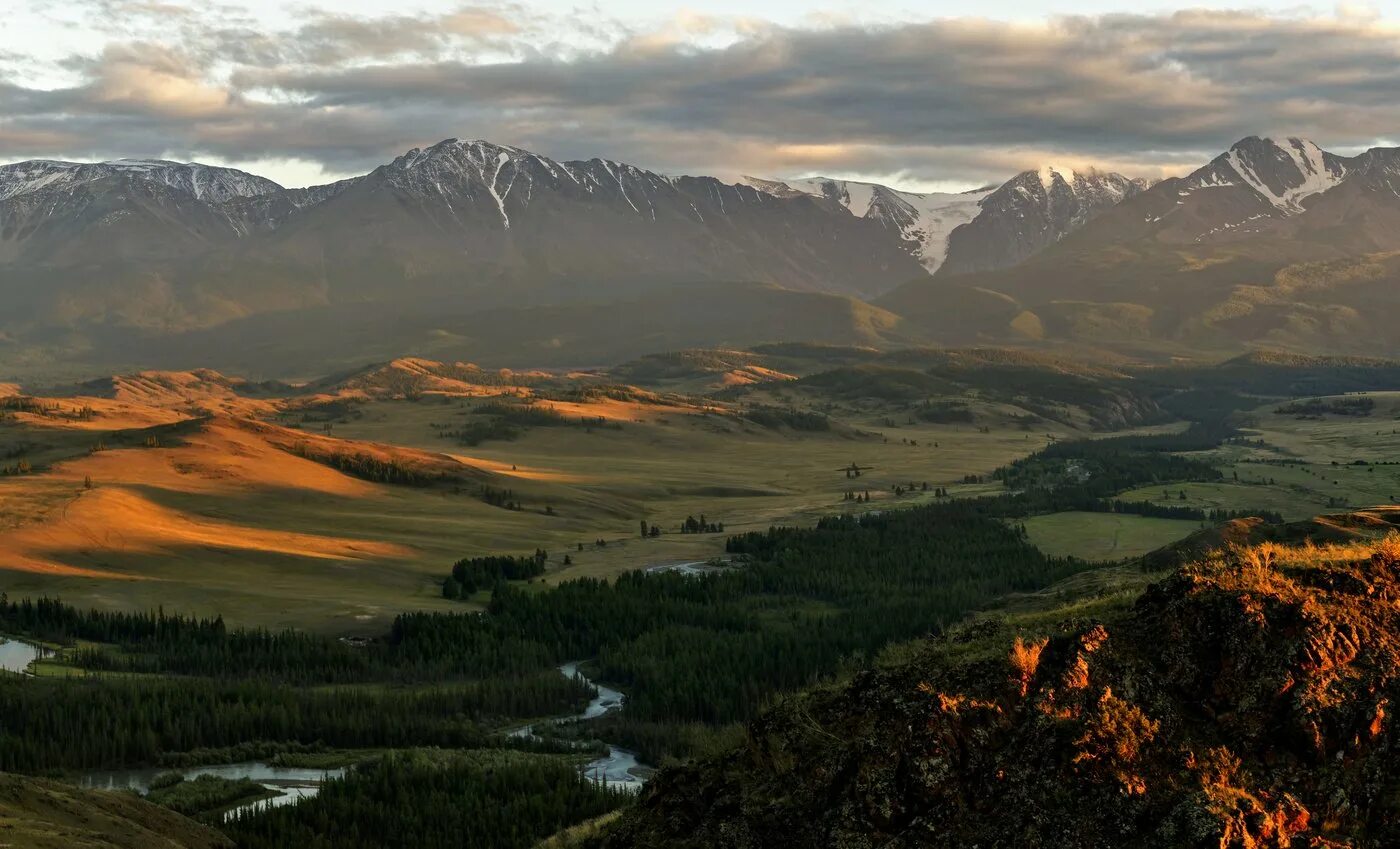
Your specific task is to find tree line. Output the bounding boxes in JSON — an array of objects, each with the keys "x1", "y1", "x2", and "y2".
[
  {"x1": 443, "y1": 553, "x2": 548, "y2": 598},
  {"x1": 224, "y1": 751, "x2": 629, "y2": 849},
  {"x1": 0, "y1": 673, "x2": 590, "y2": 772},
  {"x1": 0, "y1": 594, "x2": 575, "y2": 687}
]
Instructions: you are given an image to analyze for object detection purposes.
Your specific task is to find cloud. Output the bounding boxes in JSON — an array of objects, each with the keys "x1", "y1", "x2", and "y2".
[
  {"x1": 75, "y1": 44, "x2": 233, "y2": 117},
  {"x1": 3, "y1": 5, "x2": 1400, "y2": 187},
  {"x1": 283, "y1": 7, "x2": 523, "y2": 66}
]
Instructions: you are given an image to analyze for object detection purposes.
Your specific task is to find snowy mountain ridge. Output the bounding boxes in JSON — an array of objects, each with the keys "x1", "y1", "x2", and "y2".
[
  {"x1": 1183, "y1": 136, "x2": 1349, "y2": 214},
  {"x1": 0, "y1": 158, "x2": 283, "y2": 204}
]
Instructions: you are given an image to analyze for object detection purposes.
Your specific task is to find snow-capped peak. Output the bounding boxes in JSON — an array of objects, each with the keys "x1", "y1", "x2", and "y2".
[
  {"x1": 1024, "y1": 165, "x2": 1141, "y2": 197},
  {"x1": 1008, "y1": 165, "x2": 1140, "y2": 202},
  {"x1": 1218, "y1": 136, "x2": 1347, "y2": 213},
  {"x1": 761, "y1": 177, "x2": 879, "y2": 216},
  {"x1": 383, "y1": 138, "x2": 690, "y2": 229},
  {"x1": 398, "y1": 138, "x2": 531, "y2": 166}
]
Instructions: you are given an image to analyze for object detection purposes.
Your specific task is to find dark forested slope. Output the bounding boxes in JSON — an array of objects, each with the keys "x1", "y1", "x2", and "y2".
[{"x1": 598, "y1": 512, "x2": 1400, "y2": 848}]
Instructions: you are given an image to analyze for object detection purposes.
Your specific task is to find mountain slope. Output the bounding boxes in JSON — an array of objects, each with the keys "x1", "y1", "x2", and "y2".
[
  {"x1": 0, "y1": 171, "x2": 254, "y2": 266},
  {"x1": 0, "y1": 772, "x2": 232, "y2": 848},
  {"x1": 0, "y1": 158, "x2": 286, "y2": 265},
  {"x1": 1002, "y1": 136, "x2": 1400, "y2": 258},
  {"x1": 0, "y1": 141, "x2": 933, "y2": 364},
  {"x1": 741, "y1": 167, "x2": 1143, "y2": 278},
  {"x1": 0, "y1": 159, "x2": 281, "y2": 204},
  {"x1": 244, "y1": 139, "x2": 930, "y2": 306},
  {"x1": 105, "y1": 281, "x2": 914, "y2": 376},
  {"x1": 22, "y1": 136, "x2": 1400, "y2": 366},
  {"x1": 598, "y1": 517, "x2": 1400, "y2": 848},
  {"x1": 937, "y1": 166, "x2": 1149, "y2": 276}
]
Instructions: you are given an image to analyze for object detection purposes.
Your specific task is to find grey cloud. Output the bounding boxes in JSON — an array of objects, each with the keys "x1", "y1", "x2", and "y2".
[
  {"x1": 4, "y1": 8, "x2": 1400, "y2": 186},
  {"x1": 272, "y1": 6, "x2": 524, "y2": 66}
]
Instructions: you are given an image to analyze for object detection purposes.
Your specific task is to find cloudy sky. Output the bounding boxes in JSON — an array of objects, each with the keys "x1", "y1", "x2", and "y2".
[{"x1": 3, "y1": 1, "x2": 1400, "y2": 190}]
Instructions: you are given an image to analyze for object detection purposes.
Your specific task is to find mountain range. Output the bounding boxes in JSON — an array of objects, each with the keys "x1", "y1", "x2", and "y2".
[
  {"x1": 3, "y1": 135, "x2": 1399, "y2": 376},
  {"x1": 883, "y1": 136, "x2": 1400, "y2": 357}
]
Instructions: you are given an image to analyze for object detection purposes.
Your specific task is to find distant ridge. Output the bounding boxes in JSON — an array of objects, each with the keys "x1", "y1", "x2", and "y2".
[
  {"x1": 740, "y1": 167, "x2": 1142, "y2": 276},
  {"x1": 9, "y1": 134, "x2": 1400, "y2": 370},
  {"x1": 881, "y1": 136, "x2": 1400, "y2": 359}
]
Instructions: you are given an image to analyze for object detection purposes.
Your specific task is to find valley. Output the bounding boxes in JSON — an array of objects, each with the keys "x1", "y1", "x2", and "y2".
[
  {"x1": 1, "y1": 343, "x2": 1399, "y2": 847},
  {"x1": 2, "y1": 348, "x2": 1398, "y2": 635}
]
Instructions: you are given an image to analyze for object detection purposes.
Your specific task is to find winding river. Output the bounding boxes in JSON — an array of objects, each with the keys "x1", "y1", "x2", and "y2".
[
  {"x1": 71, "y1": 663, "x2": 647, "y2": 821},
  {"x1": 71, "y1": 662, "x2": 647, "y2": 826},
  {"x1": 513, "y1": 662, "x2": 651, "y2": 792},
  {"x1": 78, "y1": 762, "x2": 345, "y2": 821}
]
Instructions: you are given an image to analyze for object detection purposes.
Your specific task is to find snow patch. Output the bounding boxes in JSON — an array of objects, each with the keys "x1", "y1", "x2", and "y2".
[
  {"x1": 488, "y1": 151, "x2": 511, "y2": 229},
  {"x1": 1193, "y1": 172, "x2": 1236, "y2": 189}
]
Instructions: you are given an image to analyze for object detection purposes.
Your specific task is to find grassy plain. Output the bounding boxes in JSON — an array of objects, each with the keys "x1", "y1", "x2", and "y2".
[
  {"x1": 1118, "y1": 391, "x2": 1400, "y2": 520},
  {"x1": 1021, "y1": 512, "x2": 1204, "y2": 561},
  {"x1": 0, "y1": 383, "x2": 1075, "y2": 633}
]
